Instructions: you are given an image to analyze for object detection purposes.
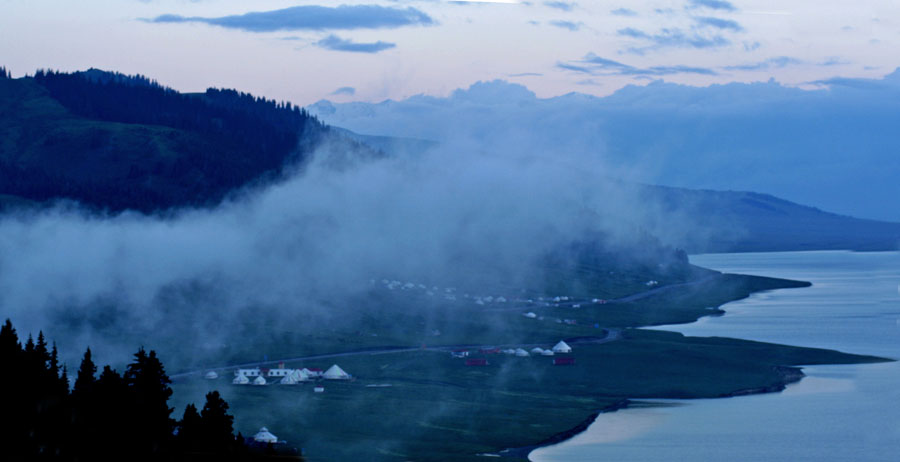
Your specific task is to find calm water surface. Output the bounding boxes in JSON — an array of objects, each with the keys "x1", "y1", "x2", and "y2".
[{"x1": 531, "y1": 251, "x2": 900, "y2": 462}]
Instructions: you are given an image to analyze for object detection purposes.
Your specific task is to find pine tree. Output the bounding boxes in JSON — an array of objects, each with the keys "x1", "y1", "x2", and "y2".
[
  {"x1": 0, "y1": 319, "x2": 19, "y2": 358},
  {"x1": 177, "y1": 403, "x2": 203, "y2": 453},
  {"x1": 125, "y1": 348, "x2": 175, "y2": 455},
  {"x1": 200, "y1": 390, "x2": 236, "y2": 452},
  {"x1": 74, "y1": 347, "x2": 97, "y2": 396}
]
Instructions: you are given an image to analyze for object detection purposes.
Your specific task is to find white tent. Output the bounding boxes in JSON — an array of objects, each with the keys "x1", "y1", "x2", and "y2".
[
  {"x1": 253, "y1": 427, "x2": 278, "y2": 443},
  {"x1": 280, "y1": 375, "x2": 297, "y2": 385},
  {"x1": 530, "y1": 347, "x2": 545, "y2": 355},
  {"x1": 302, "y1": 368, "x2": 324, "y2": 378},
  {"x1": 204, "y1": 371, "x2": 219, "y2": 379},
  {"x1": 541, "y1": 349, "x2": 555, "y2": 356},
  {"x1": 233, "y1": 374, "x2": 250, "y2": 385},
  {"x1": 290, "y1": 369, "x2": 310, "y2": 382},
  {"x1": 323, "y1": 364, "x2": 351, "y2": 380},
  {"x1": 253, "y1": 375, "x2": 267, "y2": 385},
  {"x1": 515, "y1": 348, "x2": 530, "y2": 357},
  {"x1": 552, "y1": 340, "x2": 572, "y2": 353}
]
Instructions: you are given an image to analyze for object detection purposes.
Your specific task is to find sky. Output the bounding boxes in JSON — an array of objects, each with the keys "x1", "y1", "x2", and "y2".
[{"x1": 3, "y1": 0, "x2": 900, "y2": 105}]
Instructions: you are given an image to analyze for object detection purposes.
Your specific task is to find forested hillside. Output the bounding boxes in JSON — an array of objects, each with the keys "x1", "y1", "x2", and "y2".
[{"x1": 0, "y1": 68, "x2": 358, "y2": 213}]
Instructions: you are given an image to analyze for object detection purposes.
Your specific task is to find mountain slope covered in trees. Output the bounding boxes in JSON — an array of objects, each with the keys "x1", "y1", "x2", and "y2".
[{"x1": 0, "y1": 68, "x2": 368, "y2": 213}]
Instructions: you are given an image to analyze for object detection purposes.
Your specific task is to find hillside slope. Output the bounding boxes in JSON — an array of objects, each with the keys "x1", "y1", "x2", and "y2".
[
  {"x1": 0, "y1": 70, "x2": 361, "y2": 213},
  {"x1": 644, "y1": 185, "x2": 900, "y2": 252}
]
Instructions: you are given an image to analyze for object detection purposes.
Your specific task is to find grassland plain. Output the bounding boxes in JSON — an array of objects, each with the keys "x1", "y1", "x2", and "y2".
[{"x1": 170, "y1": 273, "x2": 888, "y2": 461}]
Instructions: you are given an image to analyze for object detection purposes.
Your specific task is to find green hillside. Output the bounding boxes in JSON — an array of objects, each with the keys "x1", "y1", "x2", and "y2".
[{"x1": 0, "y1": 70, "x2": 366, "y2": 213}]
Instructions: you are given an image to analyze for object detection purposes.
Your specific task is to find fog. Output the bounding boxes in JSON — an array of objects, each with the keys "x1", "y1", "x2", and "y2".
[
  {"x1": 309, "y1": 69, "x2": 900, "y2": 221},
  {"x1": 0, "y1": 133, "x2": 700, "y2": 369}
]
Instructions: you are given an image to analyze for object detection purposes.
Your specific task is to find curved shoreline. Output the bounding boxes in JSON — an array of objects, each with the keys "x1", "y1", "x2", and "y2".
[
  {"x1": 509, "y1": 366, "x2": 807, "y2": 460},
  {"x1": 496, "y1": 399, "x2": 631, "y2": 460}
]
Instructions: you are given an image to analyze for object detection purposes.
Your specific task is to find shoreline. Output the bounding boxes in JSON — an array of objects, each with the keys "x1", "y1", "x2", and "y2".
[
  {"x1": 509, "y1": 366, "x2": 807, "y2": 461},
  {"x1": 496, "y1": 399, "x2": 631, "y2": 460}
]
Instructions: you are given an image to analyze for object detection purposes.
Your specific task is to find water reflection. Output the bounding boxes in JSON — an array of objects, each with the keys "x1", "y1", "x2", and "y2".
[{"x1": 531, "y1": 251, "x2": 900, "y2": 462}]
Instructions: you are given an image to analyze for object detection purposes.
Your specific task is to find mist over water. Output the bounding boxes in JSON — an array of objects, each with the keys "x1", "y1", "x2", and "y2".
[
  {"x1": 0, "y1": 138, "x2": 699, "y2": 368},
  {"x1": 532, "y1": 251, "x2": 900, "y2": 462}
]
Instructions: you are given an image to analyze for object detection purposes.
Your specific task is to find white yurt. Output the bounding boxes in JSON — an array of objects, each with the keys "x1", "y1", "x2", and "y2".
[
  {"x1": 323, "y1": 364, "x2": 351, "y2": 380},
  {"x1": 515, "y1": 348, "x2": 530, "y2": 357},
  {"x1": 253, "y1": 427, "x2": 278, "y2": 443},
  {"x1": 541, "y1": 349, "x2": 555, "y2": 356},
  {"x1": 290, "y1": 369, "x2": 310, "y2": 382},
  {"x1": 552, "y1": 340, "x2": 572, "y2": 353},
  {"x1": 530, "y1": 347, "x2": 545, "y2": 355},
  {"x1": 233, "y1": 374, "x2": 250, "y2": 385},
  {"x1": 204, "y1": 371, "x2": 219, "y2": 380},
  {"x1": 253, "y1": 375, "x2": 267, "y2": 385}
]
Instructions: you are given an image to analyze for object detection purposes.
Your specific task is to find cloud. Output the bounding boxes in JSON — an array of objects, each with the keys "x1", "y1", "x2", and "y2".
[
  {"x1": 617, "y1": 27, "x2": 730, "y2": 53},
  {"x1": 549, "y1": 20, "x2": 582, "y2": 31},
  {"x1": 315, "y1": 35, "x2": 396, "y2": 53},
  {"x1": 611, "y1": 8, "x2": 638, "y2": 17},
  {"x1": 508, "y1": 72, "x2": 543, "y2": 77},
  {"x1": 694, "y1": 16, "x2": 743, "y2": 31},
  {"x1": 725, "y1": 56, "x2": 802, "y2": 71},
  {"x1": 544, "y1": 1, "x2": 575, "y2": 11},
  {"x1": 147, "y1": 5, "x2": 434, "y2": 32},
  {"x1": 331, "y1": 86, "x2": 356, "y2": 96},
  {"x1": 308, "y1": 70, "x2": 900, "y2": 224},
  {"x1": 558, "y1": 54, "x2": 717, "y2": 76},
  {"x1": 687, "y1": 0, "x2": 736, "y2": 11}
]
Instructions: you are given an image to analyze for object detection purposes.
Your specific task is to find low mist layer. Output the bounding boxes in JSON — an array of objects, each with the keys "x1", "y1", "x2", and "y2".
[{"x1": 0, "y1": 139, "x2": 698, "y2": 369}]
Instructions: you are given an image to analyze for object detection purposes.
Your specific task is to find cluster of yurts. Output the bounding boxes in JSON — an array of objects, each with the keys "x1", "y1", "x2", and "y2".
[{"x1": 222, "y1": 364, "x2": 351, "y2": 385}]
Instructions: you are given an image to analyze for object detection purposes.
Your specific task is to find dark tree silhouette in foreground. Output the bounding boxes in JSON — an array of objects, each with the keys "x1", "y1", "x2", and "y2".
[{"x1": 0, "y1": 318, "x2": 301, "y2": 461}]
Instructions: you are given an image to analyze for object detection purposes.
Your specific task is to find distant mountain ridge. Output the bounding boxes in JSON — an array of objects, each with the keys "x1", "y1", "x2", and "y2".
[
  {"x1": 1, "y1": 68, "x2": 897, "y2": 253},
  {"x1": 308, "y1": 72, "x2": 900, "y2": 222},
  {"x1": 641, "y1": 186, "x2": 900, "y2": 252}
]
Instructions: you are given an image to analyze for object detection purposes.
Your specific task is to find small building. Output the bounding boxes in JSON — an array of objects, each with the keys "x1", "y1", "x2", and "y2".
[
  {"x1": 553, "y1": 357, "x2": 576, "y2": 366},
  {"x1": 253, "y1": 375, "x2": 267, "y2": 385},
  {"x1": 323, "y1": 364, "x2": 351, "y2": 380},
  {"x1": 268, "y1": 368, "x2": 292, "y2": 378},
  {"x1": 253, "y1": 427, "x2": 278, "y2": 444},
  {"x1": 235, "y1": 368, "x2": 261, "y2": 377},
  {"x1": 465, "y1": 358, "x2": 488, "y2": 366},
  {"x1": 451, "y1": 350, "x2": 469, "y2": 358},
  {"x1": 552, "y1": 341, "x2": 572, "y2": 353},
  {"x1": 233, "y1": 374, "x2": 250, "y2": 385},
  {"x1": 204, "y1": 371, "x2": 219, "y2": 380},
  {"x1": 313, "y1": 386, "x2": 325, "y2": 393}
]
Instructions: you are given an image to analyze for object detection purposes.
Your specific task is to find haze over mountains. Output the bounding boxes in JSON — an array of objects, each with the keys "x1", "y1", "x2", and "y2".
[
  {"x1": 0, "y1": 67, "x2": 898, "y2": 371},
  {"x1": 309, "y1": 70, "x2": 900, "y2": 222}
]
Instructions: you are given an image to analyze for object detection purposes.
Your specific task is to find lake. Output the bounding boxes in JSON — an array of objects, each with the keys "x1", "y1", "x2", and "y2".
[{"x1": 531, "y1": 251, "x2": 900, "y2": 462}]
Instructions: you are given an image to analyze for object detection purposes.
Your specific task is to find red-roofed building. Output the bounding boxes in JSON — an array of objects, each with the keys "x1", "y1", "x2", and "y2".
[
  {"x1": 465, "y1": 358, "x2": 488, "y2": 366},
  {"x1": 553, "y1": 357, "x2": 576, "y2": 366}
]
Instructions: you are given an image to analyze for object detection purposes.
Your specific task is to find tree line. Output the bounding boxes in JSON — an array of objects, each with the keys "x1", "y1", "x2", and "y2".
[
  {"x1": 0, "y1": 319, "x2": 297, "y2": 461},
  {"x1": 33, "y1": 69, "x2": 325, "y2": 173},
  {"x1": 1, "y1": 69, "x2": 333, "y2": 213}
]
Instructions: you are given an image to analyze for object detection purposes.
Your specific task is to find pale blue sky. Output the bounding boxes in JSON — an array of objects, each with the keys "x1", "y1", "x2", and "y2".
[{"x1": 2, "y1": 0, "x2": 899, "y2": 104}]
